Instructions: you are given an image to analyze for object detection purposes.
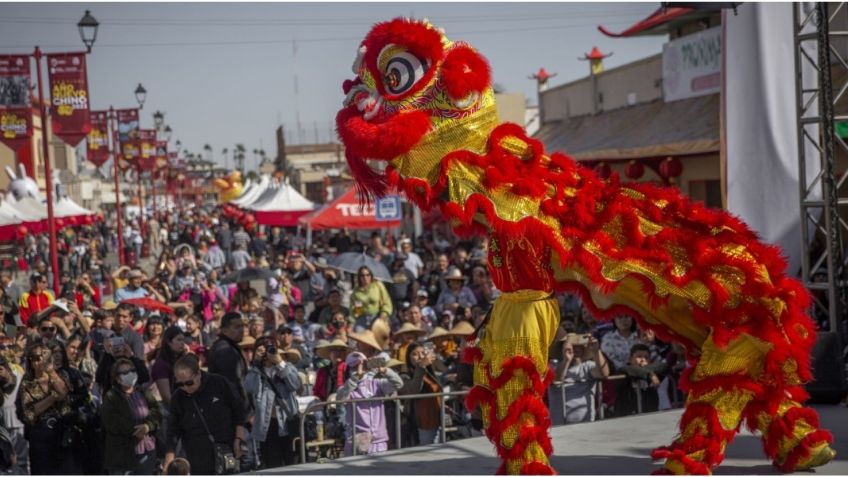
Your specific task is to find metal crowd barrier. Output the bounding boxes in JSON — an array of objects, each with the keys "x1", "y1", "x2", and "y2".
[{"x1": 297, "y1": 389, "x2": 469, "y2": 463}]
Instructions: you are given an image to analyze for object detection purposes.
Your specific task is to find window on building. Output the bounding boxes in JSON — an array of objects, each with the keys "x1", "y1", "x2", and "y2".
[{"x1": 688, "y1": 179, "x2": 722, "y2": 209}]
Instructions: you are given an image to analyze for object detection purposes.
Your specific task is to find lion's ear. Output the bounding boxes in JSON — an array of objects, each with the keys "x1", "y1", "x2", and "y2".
[{"x1": 441, "y1": 44, "x2": 491, "y2": 102}]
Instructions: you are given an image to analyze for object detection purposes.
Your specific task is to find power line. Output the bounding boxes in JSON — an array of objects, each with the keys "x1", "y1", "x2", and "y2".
[{"x1": 0, "y1": 20, "x2": 635, "y2": 50}]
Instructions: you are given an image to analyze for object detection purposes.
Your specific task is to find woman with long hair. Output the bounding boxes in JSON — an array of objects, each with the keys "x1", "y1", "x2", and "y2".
[
  {"x1": 150, "y1": 326, "x2": 187, "y2": 405},
  {"x1": 101, "y1": 357, "x2": 162, "y2": 475},
  {"x1": 143, "y1": 316, "x2": 165, "y2": 364},
  {"x1": 16, "y1": 343, "x2": 79, "y2": 474},
  {"x1": 400, "y1": 343, "x2": 444, "y2": 446},
  {"x1": 65, "y1": 334, "x2": 97, "y2": 389}
]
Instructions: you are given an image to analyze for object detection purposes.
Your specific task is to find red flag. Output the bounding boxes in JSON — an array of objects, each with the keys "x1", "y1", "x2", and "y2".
[
  {"x1": 138, "y1": 129, "x2": 156, "y2": 171},
  {"x1": 0, "y1": 55, "x2": 33, "y2": 154},
  {"x1": 155, "y1": 140, "x2": 168, "y2": 171},
  {"x1": 86, "y1": 110, "x2": 110, "y2": 167},
  {"x1": 46, "y1": 53, "x2": 91, "y2": 146},
  {"x1": 116, "y1": 108, "x2": 139, "y2": 143}
]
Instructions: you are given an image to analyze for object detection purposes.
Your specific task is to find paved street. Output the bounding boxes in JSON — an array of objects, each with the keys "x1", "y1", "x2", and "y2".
[{"x1": 260, "y1": 405, "x2": 847, "y2": 475}]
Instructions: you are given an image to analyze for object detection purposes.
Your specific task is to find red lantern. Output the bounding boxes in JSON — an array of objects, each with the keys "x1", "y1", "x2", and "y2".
[
  {"x1": 625, "y1": 160, "x2": 644, "y2": 180},
  {"x1": 16, "y1": 226, "x2": 27, "y2": 238},
  {"x1": 659, "y1": 157, "x2": 683, "y2": 180},
  {"x1": 245, "y1": 214, "x2": 255, "y2": 224},
  {"x1": 245, "y1": 221, "x2": 256, "y2": 233},
  {"x1": 55, "y1": 218, "x2": 66, "y2": 229},
  {"x1": 593, "y1": 162, "x2": 611, "y2": 180}
]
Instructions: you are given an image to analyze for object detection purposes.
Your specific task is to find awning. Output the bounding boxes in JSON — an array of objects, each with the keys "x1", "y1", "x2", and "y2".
[
  {"x1": 534, "y1": 94, "x2": 719, "y2": 162},
  {"x1": 299, "y1": 188, "x2": 400, "y2": 230},
  {"x1": 250, "y1": 181, "x2": 316, "y2": 227}
]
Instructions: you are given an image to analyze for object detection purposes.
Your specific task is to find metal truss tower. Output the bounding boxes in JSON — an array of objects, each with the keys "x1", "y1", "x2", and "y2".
[{"x1": 793, "y1": 2, "x2": 848, "y2": 334}]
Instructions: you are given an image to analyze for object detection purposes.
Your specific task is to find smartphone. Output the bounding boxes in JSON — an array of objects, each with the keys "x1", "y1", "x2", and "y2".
[
  {"x1": 423, "y1": 342, "x2": 436, "y2": 354},
  {"x1": 109, "y1": 336, "x2": 126, "y2": 349},
  {"x1": 366, "y1": 356, "x2": 387, "y2": 370}
]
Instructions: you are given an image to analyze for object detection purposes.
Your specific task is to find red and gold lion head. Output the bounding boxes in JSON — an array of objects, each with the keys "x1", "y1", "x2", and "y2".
[{"x1": 337, "y1": 18, "x2": 497, "y2": 200}]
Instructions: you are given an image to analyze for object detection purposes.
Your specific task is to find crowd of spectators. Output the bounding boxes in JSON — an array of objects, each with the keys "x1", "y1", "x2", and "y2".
[{"x1": 0, "y1": 207, "x2": 691, "y2": 474}]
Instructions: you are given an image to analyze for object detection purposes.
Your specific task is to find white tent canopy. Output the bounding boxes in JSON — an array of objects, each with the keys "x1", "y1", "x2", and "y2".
[
  {"x1": 231, "y1": 174, "x2": 270, "y2": 207},
  {"x1": 55, "y1": 197, "x2": 95, "y2": 219},
  {"x1": 249, "y1": 180, "x2": 315, "y2": 212}
]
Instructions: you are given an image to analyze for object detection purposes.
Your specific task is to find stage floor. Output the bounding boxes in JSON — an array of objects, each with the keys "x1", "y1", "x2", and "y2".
[{"x1": 259, "y1": 405, "x2": 846, "y2": 475}]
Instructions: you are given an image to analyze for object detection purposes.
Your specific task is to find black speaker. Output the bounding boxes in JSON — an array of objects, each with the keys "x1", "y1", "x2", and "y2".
[{"x1": 806, "y1": 331, "x2": 847, "y2": 404}]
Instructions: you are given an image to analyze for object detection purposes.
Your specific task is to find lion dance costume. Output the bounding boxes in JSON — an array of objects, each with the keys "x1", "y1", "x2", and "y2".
[{"x1": 336, "y1": 18, "x2": 836, "y2": 475}]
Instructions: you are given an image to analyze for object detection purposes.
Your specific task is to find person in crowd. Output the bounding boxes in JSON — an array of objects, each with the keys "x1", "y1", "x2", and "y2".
[
  {"x1": 115, "y1": 269, "x2": 165, "y2": 304},
  {"x1": 435, "y1": 269, "x2": 477, "y2": 315},
  {"x1": 423, "y1": 253, "x2": 451, "y2": 305},
  {"x1": 184, "y1": 314, "x2": 213, "y2": 348},
  {"x1": 399, "y1": 238, "x2": 424, "y2": 279},
  {"x1": 312, "y1": 339, "x2": 351, "y2": 402},
  {"x1": 207, "y1": 312, "x2": 248, "y2": 403},
  {"x1": 95, "y1": 334, "x2": 151, "y2": 397},
  {"x1": 614, "y1": 343, "x2": 669, "y2": 417},
  {"x1": 317, "y1": 289, "x2": 350, "y2": 329},
  {"x1": 322, "y1": 310, "x2": 351, "y2": 342},
  {"x1": 101, "y1": 357, "x2": 162, "y2": 475},
  {"x1": 164, "y1": 354, "x2": 248, "y2": 475},
  {"x1": 415, "y1": 290, "x2": 437, "y2": 328},
  {"x1": 576, "y1": 307, "x2": 614, "y2": 341},
  {"x1": 336, "y1": 351, "x2": 403, "y2": 456},
  {"x1": 230, "y1": 280, "x2": 258, "y2": 312},
  {"x1": 151, "y1": 326, "x2": 187, "y2": 405},
  {"x1": 143, "y1": 315, "x2": 165, "y2": 363},
  {"x1": 244, "y1": 336, "x2": 301, "y2": 468},
  {"x1": 216, "y1": 222, "x2": 234, "y2": 263},
  {"x1": 19, "y1": 273, "x2": 54, "y2": 327},
  {"x1": 467, "y1": 266, "x2": 494, "y2": 311},
  {"x1": 552, "y1": 333, "x2": 609, "y2": 424},
  {"x1": 600, "y1": 315, "x2": 642, "y2": 372},
  {"x1": 388, "y1": 256, "x2": 418, "y2": 319},
  {"x1": 232, "y1": 225, "x2": 251, "y2": 251},
  {"x1": 114, "y1": 303, "x2": 146, "y2": 360},
  {"x1": 351, "y1": 266, "x2": 392, "y2": 328},
  {"x1": 287, "y1": 252, "x2": 323, "y2": 306},
  {"x1": 205, "y1": 298, "x2": 227, "y2": 337},
  {"x1": 230, "y1": 243, "x2": 252, "y2": 272},
  {"x1": 74, "y1": 272, "x2": 101, "y2": 309},
  {"x1": 204, "y1": 238, "x2": 227, "y2": 271},
  {"x1": 277, "y1": 326, "x2": 311, "y2": 371},
  {"x1": 400, "y1": 343, "x2": 444, "y2": 445},
  {"x1": 1, "y1": 337, "x2": 27, "y2": 474},
  {"x1": 165, "y1": 457, "x2": 191, "y2": 475},
  {"x1": 65, "y1": 334, "x2": 97, "y2": 388},
  {"x1": 391, "y1": 323, "x2": 426, "y2": 366},
  {"x1": 17, "y1": 342, "x2": 80, "y2": 474}
]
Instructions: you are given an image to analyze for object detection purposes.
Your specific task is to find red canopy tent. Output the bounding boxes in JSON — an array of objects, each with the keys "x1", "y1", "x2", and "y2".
[{"x1": 299, "y1": 188, "x2": 401, "y2": 230}]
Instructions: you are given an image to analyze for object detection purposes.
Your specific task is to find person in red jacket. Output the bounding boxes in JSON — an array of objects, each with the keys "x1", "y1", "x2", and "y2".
[{"x1": 19, "y1": 273, "x2": 54, "y2": 327}]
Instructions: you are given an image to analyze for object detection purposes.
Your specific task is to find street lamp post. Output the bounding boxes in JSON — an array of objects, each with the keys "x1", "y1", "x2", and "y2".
[
  {"x1": 134, "y1": 84, "x2": 146, "y2": 243},
  {"x1": 109, "y1": 106, "x2": 124, "y2": 266},
  {"x1": 31, "y1": 11, "x2": 99, "y2": 294}
]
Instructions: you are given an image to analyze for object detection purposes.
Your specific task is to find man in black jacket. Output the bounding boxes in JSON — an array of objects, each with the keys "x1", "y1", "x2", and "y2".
[
  {"x1": 207, "y1": 312, "x2": 248, "y2": 403},
  {"x1": 164, "y1": 354, "x2": 247, "y2": 474}
]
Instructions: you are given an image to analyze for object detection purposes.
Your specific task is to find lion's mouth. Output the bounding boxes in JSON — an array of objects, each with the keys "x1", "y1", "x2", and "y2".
[{"x1": 343, "y1": 81, "x2": 384, "y2": 121}]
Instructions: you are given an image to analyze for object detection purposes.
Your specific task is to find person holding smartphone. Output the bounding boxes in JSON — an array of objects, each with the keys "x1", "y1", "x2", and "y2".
[
  {"x1": 400, "y1": 343, "x2": 444, "y2": 445},
  {"x1": 95, "y1": 336, "x2": 150, "y2": 396},
  {"x1": 336, "y1": 351, "x2": 402, "y2": 456},
  {"x1": 16, "y1": 343, "x2": 79, "y2": 474}
]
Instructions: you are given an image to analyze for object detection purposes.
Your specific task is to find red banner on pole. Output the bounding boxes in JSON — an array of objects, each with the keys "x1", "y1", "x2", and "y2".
[
  {"x1": 0, "y1": 55, "x2": 33, "y2": 155},
  {"x1": 46, "y1": 53, "x2": 91, "y2": 147},
  {"x1": 86, "y1": 110, "x2": 110, "y2": 167},
  {"x1": 155, "y1": 141, "x2": 168, "y2": 171},
  {"x1": 138, "y1": 129, "x2": 156, "y2": 171},
  {"x1": 116, "y1": 108, "x2": 139, "y2": 143}
]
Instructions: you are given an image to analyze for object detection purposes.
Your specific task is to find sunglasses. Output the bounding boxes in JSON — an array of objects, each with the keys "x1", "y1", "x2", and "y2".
[
  {"x1": 174, "y1": 377, "x2": 196, "y2": 388},
  {"x1": 40, "y1": 326, "x2": 56, "y2": 333}
]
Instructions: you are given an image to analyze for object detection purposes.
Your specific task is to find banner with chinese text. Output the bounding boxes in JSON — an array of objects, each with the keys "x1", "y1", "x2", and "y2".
[
  {"x1": 116, "y1": 108, "x2": 139, "y2": 143},
  {"x1": 86, "y1": 110, "x2": 110, "y2": 167},
  {"x1": 0, "y1": 55, "x2": 32, "y2": 153},
  {"x1": 46, "y1": 52, "x2": 91, "y2": 146},
  {"x1": 138, "y1": 129, "x2": 156, "y2": 171}
]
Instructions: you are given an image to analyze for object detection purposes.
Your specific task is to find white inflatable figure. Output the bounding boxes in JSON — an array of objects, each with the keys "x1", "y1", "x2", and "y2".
[{"x1": 5, "y1": 164, "x2": 41, "y2": 201}]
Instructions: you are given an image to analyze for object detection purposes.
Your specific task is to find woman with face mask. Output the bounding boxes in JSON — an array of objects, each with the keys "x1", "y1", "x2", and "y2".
[{"x1": 100, "y1": 357, "x2": 162, "y2": 475}]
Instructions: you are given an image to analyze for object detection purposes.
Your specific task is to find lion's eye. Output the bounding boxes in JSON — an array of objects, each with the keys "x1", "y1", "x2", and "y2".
[{"x1": 383, "y1": 51, "x2": 427, "y2": 95}]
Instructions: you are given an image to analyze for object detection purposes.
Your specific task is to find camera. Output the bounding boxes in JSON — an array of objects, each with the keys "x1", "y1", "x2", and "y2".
[{"x1": 366, "y1": 356, "x2": 387, "y2": 370}]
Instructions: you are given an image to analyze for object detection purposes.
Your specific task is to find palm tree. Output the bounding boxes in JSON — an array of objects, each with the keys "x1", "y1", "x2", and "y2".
[
  {"x1": 203, "y1": 144, "x2": 213, "y2": 162},
  {"x1": 222, "y1": 147, "x2": 229, "y2": 170},
  {"x1": 235, "y1": 144, "x2": 246, "y2": 173}
]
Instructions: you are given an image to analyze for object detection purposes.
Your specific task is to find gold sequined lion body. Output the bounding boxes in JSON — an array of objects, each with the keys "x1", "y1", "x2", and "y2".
[{"x1": 336, "y1": 18, "x2": 835, "y2": 475}]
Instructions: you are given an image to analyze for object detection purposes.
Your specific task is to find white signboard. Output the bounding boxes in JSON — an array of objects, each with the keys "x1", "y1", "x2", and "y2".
[
  {"x1": 663, "y1": 26, "x2": 722, "y2": 102},
  {"x1": 376, "y1": 196, "x2": 401, "y2": 221}
]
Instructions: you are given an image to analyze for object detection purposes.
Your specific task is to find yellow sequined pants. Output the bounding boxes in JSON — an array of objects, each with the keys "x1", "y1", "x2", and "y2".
[
  {"x1": 473, "y1": 290, "x2": 559, "y2": 475},
  {"x1": 656, "y1": 333, "x2": 834, "y2": 474}
]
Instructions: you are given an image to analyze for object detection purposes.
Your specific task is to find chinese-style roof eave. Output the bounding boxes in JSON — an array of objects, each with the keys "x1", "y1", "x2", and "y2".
[{"x1": 599, "y1": 7, "x2": 697, "y2": 37}]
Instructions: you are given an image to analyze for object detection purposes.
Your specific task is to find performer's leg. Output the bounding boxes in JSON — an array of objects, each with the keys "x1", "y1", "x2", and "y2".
[
  {"x1": 652, "y1": 333, "x2": 766, "y2": 475},
  {"x1": 466, "y1": 290, "x2": 559, "y2": 475},
  {"x1": 746, "y1": 390, "x2": 835, "y2": 471}
]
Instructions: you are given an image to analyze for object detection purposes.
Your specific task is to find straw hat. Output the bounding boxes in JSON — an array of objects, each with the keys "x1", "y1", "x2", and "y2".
[
  {"x1": 349, "y1": 330, "x2": 384, "y2": 353},
  {"x1": 102, "y1": 300, "x2": 118, "y2": 311},
  {"x1": 393, "y1": 322, "x2": 426, "y2": 338},
  {"x1": 446, "y1": 320, "x2": 475, "y2": 337},
  {"x1": 445, "y1": 268, "x2": 465, "y2": 281},
  {"x1": 282, "y1": 348, "x2": 302, "y2": 362},
  {"x1": 371, "y1": 318, "x2": 391, "y2": 350},
  {"x1": 426, "y1": 326, "x2": 450, "y2": 342},
  {"x1": 315, "y1": 338, "x2": 352, "y2": 360},
  {"x1": 239, "y1": 336, "x2": 256, "y2": 349},
  {"x1": 387, "y1": 358, "x2": 405, "y2": 369}
]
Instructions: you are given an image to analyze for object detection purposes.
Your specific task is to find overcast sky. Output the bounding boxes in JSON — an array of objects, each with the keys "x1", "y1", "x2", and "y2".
[{"x1": 0, "y1": 2, "x2": 666, "y2": 171}]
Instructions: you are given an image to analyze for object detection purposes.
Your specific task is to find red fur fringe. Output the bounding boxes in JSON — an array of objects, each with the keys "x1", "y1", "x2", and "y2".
[
  {"x1": 440, "y1": 44, "x2": 491, "y2": 101},
  {"x1": 777, "y1": 430, "x2": 833, "y2": 472}
]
